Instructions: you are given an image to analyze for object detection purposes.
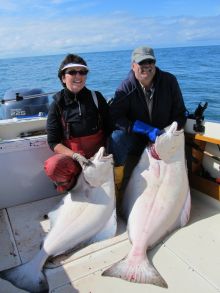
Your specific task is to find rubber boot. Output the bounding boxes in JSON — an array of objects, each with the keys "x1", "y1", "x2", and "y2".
[{"x1": 114, "y1": 166, "x2": 124, "y2": 210}]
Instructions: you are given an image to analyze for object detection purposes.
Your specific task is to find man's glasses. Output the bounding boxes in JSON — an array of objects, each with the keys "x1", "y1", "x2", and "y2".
[
  {"x1": 65, "y1": 69, "x2": 88, "y2": 76},
  {"x1": 138, "y1": 60, "x2": 155, "y2": 73},
  {"x1": 139, "y1": 59, "x2": 155, "y2": 66}
]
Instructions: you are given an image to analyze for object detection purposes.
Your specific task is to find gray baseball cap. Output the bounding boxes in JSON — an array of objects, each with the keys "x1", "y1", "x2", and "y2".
[{"x1": 132, "y1": 46, "x2": 156, "y2": 63}]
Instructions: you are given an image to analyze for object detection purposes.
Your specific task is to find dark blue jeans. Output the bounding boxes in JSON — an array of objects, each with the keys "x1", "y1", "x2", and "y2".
[{"x1": 109, "y1": 130, "x2": 146, "y2": 166}]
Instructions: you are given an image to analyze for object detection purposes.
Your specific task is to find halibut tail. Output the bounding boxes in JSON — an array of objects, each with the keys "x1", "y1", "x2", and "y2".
[
  {"x1": 102, "y1": 256, "x2": 168, "y2": 288},
  {"x1": 0, "y1": 261, "x2": 49, "y2": 293}
]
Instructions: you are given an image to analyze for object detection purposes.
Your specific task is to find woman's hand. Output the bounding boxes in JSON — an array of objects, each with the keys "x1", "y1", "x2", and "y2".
[{"x1": 72, "y1": 153, "x2": 90, "y2": 167}]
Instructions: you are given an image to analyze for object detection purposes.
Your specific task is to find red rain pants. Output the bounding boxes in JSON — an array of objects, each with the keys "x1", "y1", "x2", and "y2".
[{"x1": 44, "y1": 130, "x2": 105, "y2": 192}]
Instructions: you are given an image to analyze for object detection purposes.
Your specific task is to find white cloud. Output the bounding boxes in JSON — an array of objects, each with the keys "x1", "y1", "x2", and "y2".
[{"x1": 0, "y1": 13, "x2": 220, "y2": 58}]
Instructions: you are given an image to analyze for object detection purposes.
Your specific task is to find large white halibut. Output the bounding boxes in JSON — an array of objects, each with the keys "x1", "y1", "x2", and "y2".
[
  {"x1": 103, "y1": 122, "x2": 191, "y2": 288},
  {"x1": 0, "y1": 147, "x2": 116, "y2": 293}
]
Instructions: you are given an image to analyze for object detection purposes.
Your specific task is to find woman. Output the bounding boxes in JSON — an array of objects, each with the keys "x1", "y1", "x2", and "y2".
[{"x1": 44, "y1": 53, "x2": 113, "y2": 192}]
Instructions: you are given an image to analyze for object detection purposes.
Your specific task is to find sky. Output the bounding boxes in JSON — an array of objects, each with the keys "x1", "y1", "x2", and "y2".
[{"x1": 0, "y1": 0, "x2": 220, "y2": 58}]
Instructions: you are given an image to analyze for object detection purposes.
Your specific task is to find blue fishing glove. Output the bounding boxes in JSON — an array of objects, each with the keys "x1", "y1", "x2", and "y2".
[{"x1": 132, "y1": 120, "x2": 163, "y2": 142}]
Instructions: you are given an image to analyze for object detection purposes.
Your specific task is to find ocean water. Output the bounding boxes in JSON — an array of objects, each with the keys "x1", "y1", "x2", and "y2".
[{"x1": 0, "y1": 45, "x2": 219, "y2": 122}]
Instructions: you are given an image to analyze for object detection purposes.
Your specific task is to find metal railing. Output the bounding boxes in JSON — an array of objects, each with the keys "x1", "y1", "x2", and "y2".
[{"x1": 0, "y1": 91, "x2": 57, "y2": 104}]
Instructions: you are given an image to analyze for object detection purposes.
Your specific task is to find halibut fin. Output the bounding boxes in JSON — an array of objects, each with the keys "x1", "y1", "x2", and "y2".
[
  {"x1": 102, "y1": 256, "x2": 168, "y2": 288},
  {"x1": 0, "y1": 262, "x2": 49, "y2": 293}
]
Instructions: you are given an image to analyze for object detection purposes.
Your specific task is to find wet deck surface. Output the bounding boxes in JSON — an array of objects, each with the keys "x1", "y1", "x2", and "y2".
[{"x1": 0, "y1": 189, "x2": 220, "y2": 293}]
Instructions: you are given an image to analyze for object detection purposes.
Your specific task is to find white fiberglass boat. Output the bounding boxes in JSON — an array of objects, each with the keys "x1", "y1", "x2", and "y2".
[{"x1": 0, "y1": 90, "x2": 219, "y2": 293}]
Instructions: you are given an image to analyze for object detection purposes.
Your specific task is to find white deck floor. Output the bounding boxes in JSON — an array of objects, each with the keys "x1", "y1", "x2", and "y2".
[{"x1": 0, "y1": 189, "x2": 220, "y2": 293}]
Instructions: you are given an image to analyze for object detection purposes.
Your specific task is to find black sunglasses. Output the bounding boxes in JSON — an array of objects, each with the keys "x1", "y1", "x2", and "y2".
[
  {"x1": 65, "y1": 69, "x2": 88, "y2": 76},
  {"x1": 139, "y1": 59, "x2": 155, "y2": 65}
]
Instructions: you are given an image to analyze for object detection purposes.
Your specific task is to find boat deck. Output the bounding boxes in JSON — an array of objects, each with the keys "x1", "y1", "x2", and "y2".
[{"x1": 0, "y1": 189, "x2": 220, "y2": 293}]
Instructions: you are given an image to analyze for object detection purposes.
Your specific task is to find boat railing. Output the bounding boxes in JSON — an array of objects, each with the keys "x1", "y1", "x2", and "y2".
[{"x1": 0, "y1": 91, "x2": 57, "y2": 104}]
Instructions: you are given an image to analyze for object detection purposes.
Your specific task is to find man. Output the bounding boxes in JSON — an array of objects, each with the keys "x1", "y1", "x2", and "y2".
[{"x1": 109, "y1": 46, "x2": 187, "y2": 195}]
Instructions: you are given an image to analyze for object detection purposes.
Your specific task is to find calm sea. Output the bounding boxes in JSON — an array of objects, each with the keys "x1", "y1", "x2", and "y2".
[{"x1": 0, "y1": 45, "x2": 219, "y2": 122}]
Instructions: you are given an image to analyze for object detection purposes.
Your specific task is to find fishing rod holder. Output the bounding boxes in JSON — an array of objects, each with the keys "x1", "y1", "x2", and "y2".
[
  {"x1": 187, "y1": 102, "x2": 208, "y2": 133},
  {"x1": 194, "y1": 102, "x2": 208, "y2": 133},
  {"x1": 193, "y1": 118, "x2": 205, "y2": 133},
  {"x1": 15, "y1": 92, "x2": 23, "y2": 101}
]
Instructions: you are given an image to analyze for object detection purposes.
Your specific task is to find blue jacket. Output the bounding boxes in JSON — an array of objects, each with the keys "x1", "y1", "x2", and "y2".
[{"x1": 110, "y1": 68, "x2": 187, "y2": 132}]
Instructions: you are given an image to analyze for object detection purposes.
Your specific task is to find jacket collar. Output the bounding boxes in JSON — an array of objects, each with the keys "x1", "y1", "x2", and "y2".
[{"x1": 53, "y1": 87, "x2": 88, "y2": 105}]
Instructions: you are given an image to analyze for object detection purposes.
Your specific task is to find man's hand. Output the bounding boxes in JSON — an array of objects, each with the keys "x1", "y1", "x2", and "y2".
[
  {"x1": 72, "y1": 153, "x2": 90, "y2": 167},
  {"x1": 132, "y1": 120, "x2": 163, "y2": 143}
]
